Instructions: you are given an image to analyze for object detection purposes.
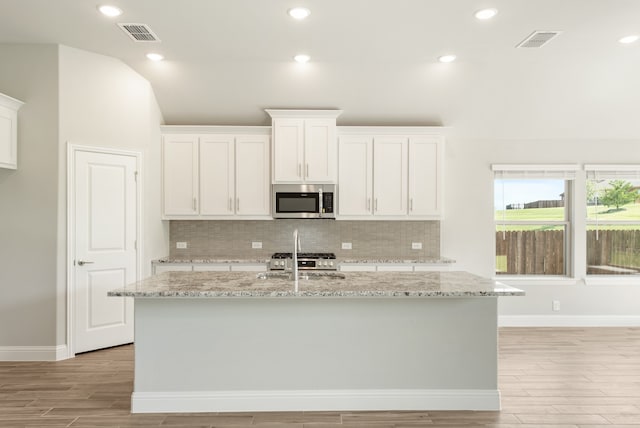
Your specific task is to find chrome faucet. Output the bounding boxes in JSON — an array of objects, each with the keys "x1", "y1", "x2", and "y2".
[{"x1": 293, "y1": 229, "x2": 301, "y2": 292}]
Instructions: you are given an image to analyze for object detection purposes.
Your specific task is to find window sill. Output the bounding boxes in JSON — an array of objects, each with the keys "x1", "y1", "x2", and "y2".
[
  {"x1": 492, "y1": 276, "x2": 579, "y2": 286},
  {"x1": 584, "y1": 276, "x2": 640, "y2": 286}
]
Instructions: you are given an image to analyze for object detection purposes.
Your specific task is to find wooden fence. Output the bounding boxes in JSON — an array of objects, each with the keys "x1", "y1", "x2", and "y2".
[
  {"x1": 496, "y1": 229, "x2": 640, "y2": 275},
  {"x1": 586, "y1": 229, "x2": 640, "y2": 274},
  {"x1": 496, "y1": 230, "x2": 564, "y2": 275}
]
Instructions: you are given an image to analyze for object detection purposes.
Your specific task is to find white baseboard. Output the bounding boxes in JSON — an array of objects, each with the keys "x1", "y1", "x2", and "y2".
[
  {"x1": 132, "y1": 389, "x2": 501, "y2": 413},
  {"x1": 499, "y1": 315, "x2": 640, "y2": 327},
  {"x1": 0, "y1": 345, "x2": 69, "y2": 361}
]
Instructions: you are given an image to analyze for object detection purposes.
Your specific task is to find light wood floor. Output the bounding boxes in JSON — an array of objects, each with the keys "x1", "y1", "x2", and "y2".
[{"x1": 0, "y1": 328, "x2": 639, "y2": 427}]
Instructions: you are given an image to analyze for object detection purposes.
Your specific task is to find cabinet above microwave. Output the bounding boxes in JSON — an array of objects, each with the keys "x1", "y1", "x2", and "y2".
[{"x1": 266, "y1": 109, "x2": 342, "y2": 184}]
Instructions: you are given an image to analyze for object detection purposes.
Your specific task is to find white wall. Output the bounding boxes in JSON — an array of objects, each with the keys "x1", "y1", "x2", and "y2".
[
  {"x1": 0, "y1": 44, "x2": 60, "y2": 347},
  {"x1": 442, "y1": 138, "x2": 640, "y2": 324},
  {"x1": 0, "y1": 43, "x2": 167, "y2": 357},
  {"x1": 58, "y1": 45, "x2": 168, "y2": 347}
]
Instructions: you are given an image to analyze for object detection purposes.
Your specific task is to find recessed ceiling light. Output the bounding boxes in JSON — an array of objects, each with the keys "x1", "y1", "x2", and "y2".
[
  {"x1": 438, "y1": 55, "x2": 456, "y2": 63},
  {"x1": 619, "y1": 34, "x2": 639, "y2": 44},
  {"x1": 98, "y1": 5, "x2": 123, "y2": 17},
  {"x1": 294, "y1": 54, "x2": 310, "y2": 63},
  {"x1": 146, "y1": 53, "x2": 164, "y2": 62},
  {"x1": 288, "y1": 7, "x2": 311, "y2": 20},
  {"x1": 475, "y1": 8, "x2": 498, "y2": 20}
]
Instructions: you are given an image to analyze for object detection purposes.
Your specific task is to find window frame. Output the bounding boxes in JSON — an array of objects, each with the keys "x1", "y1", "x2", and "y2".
[
  {"x1": 492, "y1": 164, "x2": 579, "y2": 278},
  {"x1": 584, "y1": 164, "x2": 640, "y2": 278}
]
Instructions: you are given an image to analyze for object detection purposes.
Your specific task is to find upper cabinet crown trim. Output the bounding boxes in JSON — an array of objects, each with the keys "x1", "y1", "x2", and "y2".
[
  {"x1": 337, "y1": 126, "x2": 449, "y2": 135},
  {"x1": 161, "y1": 125, "x2": 271, "y2": 135},
  {"x1": 266, "y1": 109, "x2": 343, "y2": 119},
  {"x1": 0, "y1": 92, "x2": 25, "y2": 110}
]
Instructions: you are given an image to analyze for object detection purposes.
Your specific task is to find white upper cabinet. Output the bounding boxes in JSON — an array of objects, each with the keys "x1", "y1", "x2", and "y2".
[
  {"x1": 409, "y1": 136, "x2": 443, "y2": 217},
  {"x1": 162, "y1": 127, "x2": 271, "y2": 220},
  {"x1": 337, "y1": 128, "x2": 444, "y2": 220},
  {"x1": 199, "y1": 135, "x2": 235, "y2": 216},
  {"x1": 0, "y1": 92, "x2": 24, "y2": 170},
  {"x1": 163, "y1": 135, "x2": 199, "y2": 216},
  {"x1": 234, "y1": 135, "x2": 271, "y2": 216},
  {"x1": 338, "y1": 136, "x2": 373, "y2": 216},
  {"x1": 373, "y1": 137, "x2": 408, "y2": 216},
  {"x1": 267, "y1": 110, "x2": 342, "y2": 183}
]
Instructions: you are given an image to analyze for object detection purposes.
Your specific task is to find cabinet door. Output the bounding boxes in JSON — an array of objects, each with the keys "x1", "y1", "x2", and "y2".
[
  {"x1": 304, "y1": 119, "x2": 337, "y2": 182},
  {"x1": 373, "y1": 137, "x2": 408, "y2": 216},
  {"x1": 200, "y1": 135, "x2": 235, "y2": 215},
  {"x1": 272, "y1": 119, "x2": 303, "y2": 182},
  {"x1": 235, "y1": 135, "x2": 271, "y2": 216},
  {"x1": 338, "y1": 136, "x2": 373, "y2": 216},
  {"x1": 409, "y1": 136, "x2": 442, "y2": 217},
  {"x1": 163, "y1": 135, "x2": 199, "y2": 216}
]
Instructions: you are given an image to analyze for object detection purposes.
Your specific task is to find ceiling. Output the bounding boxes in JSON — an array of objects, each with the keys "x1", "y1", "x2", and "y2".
[{"x1": 1, "y1": 0, "x2": 640, "y2": 139}]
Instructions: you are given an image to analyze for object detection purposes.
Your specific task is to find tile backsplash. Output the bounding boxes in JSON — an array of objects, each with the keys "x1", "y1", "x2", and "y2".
[{"x1": 170, "y1": 220, "x2": 440, "y2": 260}]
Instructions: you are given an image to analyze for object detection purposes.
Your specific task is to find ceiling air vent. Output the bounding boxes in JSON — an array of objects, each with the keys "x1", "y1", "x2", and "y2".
[
  {"x1": 516, "y1": 30, "x2": 561, "y2": 48},
  {"x1": 117, "y1": 23, "x2": 161, "y2": 42}
]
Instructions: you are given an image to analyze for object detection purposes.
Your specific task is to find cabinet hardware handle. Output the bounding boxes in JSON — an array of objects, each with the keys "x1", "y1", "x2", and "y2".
[
  {"x1": 229, "y1": 198, "x2": 232, "y2": 211},
  {"x1": 375, "y1": 198, "x2": 378, "y2": 212},
  {"x1": 77, "y1": 260, "x2": 94, "y2": 266},
  {"x1": 298, "y1": 163, "x2": 302, "y2": 177},
  {"x1": 306, "y1": 163, "x2": 309, "y2": 178},
  {"x1": 410, "y1": 198, "x2": 413, "y2": 211},
  {"x1": 193, "y1": 197, "x2": 197, "y2": 211},
  {"x1": 236, "y1": 198, "x2": 240, "y2": 212}
]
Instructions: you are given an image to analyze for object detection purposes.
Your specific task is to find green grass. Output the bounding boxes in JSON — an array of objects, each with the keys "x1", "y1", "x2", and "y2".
[
  {"x1": 586, "y1": 203, "x2": 640, "y2": 221},
  {"x1": 496, "y1": 203, "x2": 640, "y2": 222},
  {"x1": 495, "y1": 206, "x2": 566, "y2": 221},
  {"x1": 494, "y1": 203, "x2": 640, "y2": 231}
]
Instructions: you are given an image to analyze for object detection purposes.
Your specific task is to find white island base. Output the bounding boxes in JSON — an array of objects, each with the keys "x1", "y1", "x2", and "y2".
[{"x1": 132, "y1": 297, "x2": 501, "y2": 413}]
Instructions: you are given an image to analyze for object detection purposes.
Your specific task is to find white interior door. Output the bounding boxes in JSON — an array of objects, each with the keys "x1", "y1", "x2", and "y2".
[{"x1": 74, "y1": 149, "x2": 137, "y2": 354}]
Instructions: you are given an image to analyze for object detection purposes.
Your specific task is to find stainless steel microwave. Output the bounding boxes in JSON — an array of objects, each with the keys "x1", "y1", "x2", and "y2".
[{"x1": 272, "y1": 184, "x2": 336, "y2": 219}]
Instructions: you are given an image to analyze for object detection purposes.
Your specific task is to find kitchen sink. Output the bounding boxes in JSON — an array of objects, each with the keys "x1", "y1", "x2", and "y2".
[{"x1": 256, "y1": 272, "x2": 346, "y2": 280}]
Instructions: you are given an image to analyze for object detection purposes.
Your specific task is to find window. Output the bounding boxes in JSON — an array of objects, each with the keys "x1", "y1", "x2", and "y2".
[
  {"x1": 493, "y1": 165, "x2": 578, "y2": 276},
  {"x1": 585, "y1": 165, "x2": 640, "y2": 276}
]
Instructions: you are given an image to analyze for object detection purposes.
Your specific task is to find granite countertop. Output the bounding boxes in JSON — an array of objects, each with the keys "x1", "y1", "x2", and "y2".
[{"x1": 108, "y1": 270, "x2": 524, "y2": 298}]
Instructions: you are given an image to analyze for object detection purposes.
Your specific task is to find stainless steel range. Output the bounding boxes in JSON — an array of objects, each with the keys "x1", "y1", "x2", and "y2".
[{"x1": 269, "y1": 252, "x2": 337, "y2": 271}]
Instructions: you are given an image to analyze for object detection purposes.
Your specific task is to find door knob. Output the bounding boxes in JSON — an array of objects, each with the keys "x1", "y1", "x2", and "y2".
[{"x1": 77, "y1": 260, "x2": 94, "y2": 266}]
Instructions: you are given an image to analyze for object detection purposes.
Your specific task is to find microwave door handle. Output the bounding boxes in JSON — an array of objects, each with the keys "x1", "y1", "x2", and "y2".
[{"x1": 319, "y1": 189, "x2": 323, "y2": 216}]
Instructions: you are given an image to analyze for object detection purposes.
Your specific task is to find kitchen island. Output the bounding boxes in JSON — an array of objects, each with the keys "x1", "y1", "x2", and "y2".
[{"x1": 108, "y1": 271, "x2": 523, "y2": 413}]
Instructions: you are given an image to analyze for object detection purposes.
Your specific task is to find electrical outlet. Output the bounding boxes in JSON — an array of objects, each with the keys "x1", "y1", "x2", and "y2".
[
  {"x1": 252, "y1": 241, "x2": 262, "y2": 249},
  {"x1": 341, "y1": 242, "x2": 352, "y2": 250},
  {"x1": 411, "y1": 242, "x2": 423, "y2": 250},
  {"x1": 552, "y1": 300, "x2": 560, "y2": 311},
  {"x1": 176, "y1": 242, "x2": 187, "y2": 249}
]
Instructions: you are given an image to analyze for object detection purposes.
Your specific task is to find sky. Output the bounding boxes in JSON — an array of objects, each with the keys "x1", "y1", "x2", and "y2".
[{"x1": 494, "y1": 179, "x2": 565, "y2": 211}]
